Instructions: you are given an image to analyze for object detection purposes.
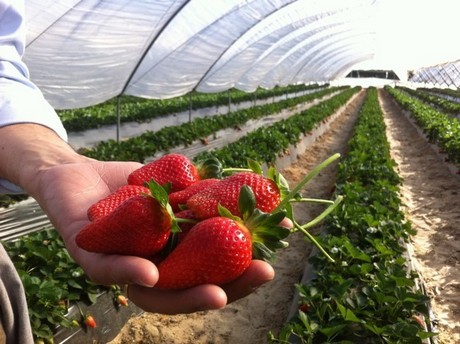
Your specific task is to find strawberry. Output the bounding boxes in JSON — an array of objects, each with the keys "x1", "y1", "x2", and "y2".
[
  {"x1": 76, "y1": 181, "x2": 178, "y2": 258},
  {"x1": 186, "y1": 172, "x2": 281, "y2": 219},
  {"x1": 83, "y1": 315, "x2": 97, "y2": 328},
  {"x1": 168, "y1": 178, "x2": 219, "y2": 211},
  {"x1": 116, "y1": 294, "x2": 129, "y2": 307},
  {"x1": 155, "y1": 186, "x2": 290, "y2": 289},
  {"x1": 155, "y1": 216, "x2": 253, "y2": 289},
  {"x1": 127, "y1": 153, "x2": 200, "y2": 192},
  {"x1": 87, "y1": 184, "x2": 150, "y2": 221}
]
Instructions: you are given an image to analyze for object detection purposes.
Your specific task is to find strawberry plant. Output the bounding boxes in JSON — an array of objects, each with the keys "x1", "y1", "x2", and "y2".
[
  {"x1": 83, "y1": 86, "x2": 346, "y2": 162},
  {"x1": 386, "y1": 86, "x2": 460, "y2": 166},
  {"x1": 194, "y1": 87, "x2": 360, "y2": 167},
  {"x1": 399, "y1": 86, "x2": 460, "y2": 116},
  {"x1": 58, "y1": 84, "x2": 326, "y2": 132},
  {"x1": 2, "y1": 230, "x2": 110, "y2": 340},
  {"x1": 271, "y1": 88, "x2": 437, "y2": 343}
]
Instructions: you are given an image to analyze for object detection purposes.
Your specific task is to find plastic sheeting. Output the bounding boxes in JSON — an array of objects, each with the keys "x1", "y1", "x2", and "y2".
[
  {"x1": 409, "y1": 60, "x2": 460, "y2": 88},
  {"x1": 22, "y1": 0, "x2": 378, "y2": 109}
]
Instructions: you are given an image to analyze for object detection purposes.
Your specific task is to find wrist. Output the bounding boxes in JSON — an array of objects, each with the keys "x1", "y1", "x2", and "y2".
[{"x1": 0, "y1": 124, "x2": 88, "y2": 196}]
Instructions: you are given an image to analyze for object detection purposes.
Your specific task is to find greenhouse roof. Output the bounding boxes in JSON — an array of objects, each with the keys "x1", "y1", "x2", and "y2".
[{"x1": 23, "y1": 0, "x2": 460, "y2": 109}]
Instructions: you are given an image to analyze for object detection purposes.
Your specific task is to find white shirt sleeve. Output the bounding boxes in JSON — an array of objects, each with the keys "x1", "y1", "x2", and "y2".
[{"x1": 0, "y1": 0, "x2": 68, "y2": 194}]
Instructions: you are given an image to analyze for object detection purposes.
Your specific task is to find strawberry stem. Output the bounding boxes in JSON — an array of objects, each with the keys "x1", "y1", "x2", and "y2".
[
  {"x1": 175, "y1": 217, "x2": 197, "y2": 225},
  {"x1": 299, "y1": 195, "x2": 343, "y2": 230},
  {"x1": 75, "y1": 303, "x2": 86, "y2": 319},
  {"x1": 294, "y1": 221, "x2": 335, "y2": 263},
  {"x1": 292, "y1": 195, "x2": 343, "y2": 263},
  {"x1": 272, "y1": 153, "x2": 341, "y2": 214},
  {"x1": 222, "y1": 158, "x2": 264, "y2": 175},
  {"x1": 289, "y1": 198, "x2": 335, "y2": 205},
  {"x1": 222, "y1": 167, "x2": 252, "y2": 173}
]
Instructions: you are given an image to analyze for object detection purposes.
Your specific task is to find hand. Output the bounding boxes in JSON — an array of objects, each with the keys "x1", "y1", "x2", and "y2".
[
  {"x1": 34, "y1": 158, "x2": 276, "y2": 314},
  {"x1": 0, "y1": 124, "x2": 278, "y2": 314}
]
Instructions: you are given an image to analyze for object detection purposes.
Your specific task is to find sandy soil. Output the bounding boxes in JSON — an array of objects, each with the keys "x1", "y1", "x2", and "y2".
[
  {"x1": 379, "y1": 89, "x2": 460, "y2": 344},
  {"x1": 108, "y1": 92, "x2": 365, "y2": 344},
  {"x1": 109, "y1": 88, "x2": 460, "y2": 344}
]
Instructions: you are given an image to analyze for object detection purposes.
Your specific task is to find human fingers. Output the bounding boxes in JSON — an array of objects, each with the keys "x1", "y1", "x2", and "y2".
[
  {"x1": 223, "y1": 259, "x2": 275, "y2": 304},
  {"x1": 75, "y1": 249, "x2": 159, "y2": 288},
  {"x1": 127, "y1": 284, "x2": 227, "y2": 314}
]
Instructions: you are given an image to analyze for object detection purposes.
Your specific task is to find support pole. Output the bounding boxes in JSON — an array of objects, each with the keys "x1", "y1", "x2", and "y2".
[
  {"x1": 189, "y1": 93, "x2": 192, "y2": 122},
  {"x1": 116, "y1": 96, "x2": 121, "y2": 143},
  {"x1": 228, "y1": 90, "x2": 231, "y2": 113}
]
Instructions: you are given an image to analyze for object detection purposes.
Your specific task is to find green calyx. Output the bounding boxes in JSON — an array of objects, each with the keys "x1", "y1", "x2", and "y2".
[
  {"x1": 218, "y1": 185, "x2": 290, "y2": 262},
  {"x1": 238, "y1": 154, "x2": 343, "y2": 263},
  {"x1": 194, "y1": 156, "x2": 224, "y2": 179},
  {"x1": 146, "y1": 180, "x2": 194, "y2": 234},
  {"x1": 216, "y1": 154, "x2": 344, "y2": 263}
]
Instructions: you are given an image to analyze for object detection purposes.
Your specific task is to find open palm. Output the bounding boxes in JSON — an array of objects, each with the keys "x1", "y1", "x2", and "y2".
[{"x1": 33, "y1": 158, "x2": 275, "y2": 314}]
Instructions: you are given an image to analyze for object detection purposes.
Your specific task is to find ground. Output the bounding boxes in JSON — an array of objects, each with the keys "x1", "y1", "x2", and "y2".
[
  {"x1": 379, "y1": 89, "x2": 460, "y2": 343},
  {"x1": 108, "y1": 88, "x2": 460, "y2": 344}
]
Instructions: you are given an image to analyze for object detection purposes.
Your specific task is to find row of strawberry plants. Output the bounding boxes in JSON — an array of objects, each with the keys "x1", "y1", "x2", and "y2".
[
  {"x1": 3, "y1": 85, "x2": 356, "y2": 342},
  {"x1": 271, "y1": 88, "x2": 435, "y2": 343},
  {"x1": 58, "y1": 84, "x2": 324, "y2": 132},
  {"x1": 417, "y1": 87, "x2": 460, "y2": 101},
  {"x1": 193, "y1": 87, "x2": 360, "y2": 167},
  {"x1": 385, "y1": 86, "x2": 460, "y2": 166},
  {"x1": 397, "y1": 86, "x2": 460, "y2": 115},
  {"x1": 82, "y1": 86, "x2": 348, "y2": 162},
  {"x1": 2, "y1": 229, "x2": 122, "y2": 340}
]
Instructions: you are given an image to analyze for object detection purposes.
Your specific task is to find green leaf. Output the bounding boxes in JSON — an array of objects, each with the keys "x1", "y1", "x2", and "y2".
[
  {"x1": 87, "y1": 292, "x2": 98, "y2": 304},
  {"x1": 147, "y1": 180, "x2": 170, "y2": 207},
  {"x1": 238, "y1": 185, "x2": 256, "y2": 220},
  {"x1": 67, "y1": 279, "x2": 83, "y2": 290},
  {"x1": 342, "y1": 241, "x2": 371, "y2": 262},
  {"x1": 318, "y1": 324, "x2": 347, "y2": 338},
  {"x1": 336, "y1": 303, "x2": 361, "y2": 323},
  {"x1": 246, "y1": 158, "x2": 263, "y2": 174}
]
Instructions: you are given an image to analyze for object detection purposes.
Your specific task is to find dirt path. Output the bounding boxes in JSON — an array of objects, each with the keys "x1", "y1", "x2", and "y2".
[
  {"x1": 109, "y1": 91, "x2": 365, "y2": 344},
  {"x1": 379, "y1": 88, "x2": 460, "y2": 344}
]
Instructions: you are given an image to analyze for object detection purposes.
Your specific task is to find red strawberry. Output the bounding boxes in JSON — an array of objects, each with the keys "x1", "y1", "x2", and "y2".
[
  {"x1": 76, "y1": 182, "x2": 178, "y2": 258},
  {"x1": 155, "y1": 216, "x2": 253, "y2": 289},
  {"x1": 155, "y1": 186, "x2": 290, "y2": 290},
  {"x1": 168, "y1": 178, "x2": 219, "y2": 211},
  {"x1": 84, "y1": 315, "x2": 97, "y2": 328},
  {"x1": 186, "y1": 172, "x2": 281, "y2": 219},
  {"x1": 127, "y1": 153, "x2": 200, "y2": 192},
  {"x1": 87, "y1": 184, "x2": 150, "y2": 221}
]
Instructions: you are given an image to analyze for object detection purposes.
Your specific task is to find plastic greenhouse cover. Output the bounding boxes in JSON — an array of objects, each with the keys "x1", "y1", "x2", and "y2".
[
  {"x1": 22, "y1": 0, "x2": 379, "y2": 109},
  {"x1": 22, "y1": 0, "x2": 460, "y2": 110}
]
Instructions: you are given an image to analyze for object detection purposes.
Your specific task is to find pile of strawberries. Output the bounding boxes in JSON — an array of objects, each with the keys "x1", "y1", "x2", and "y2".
[{"x1": 76, "y1": 153, "x2": 293, "y2": 290}]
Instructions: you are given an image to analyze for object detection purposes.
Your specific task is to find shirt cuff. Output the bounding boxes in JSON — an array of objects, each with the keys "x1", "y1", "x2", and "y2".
[
  {"x1": 0, "y1": 78, "x2": 68, "y2": 142},
  {"x1": 0, "y1": 179, "x2": 24, "y2": 194},
  {"x1": 0, "y1": 77, "x2": 68, "y2": 195}
]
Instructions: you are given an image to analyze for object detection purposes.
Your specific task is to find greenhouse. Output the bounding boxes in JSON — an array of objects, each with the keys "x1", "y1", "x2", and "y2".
[{"x1": 0, "y1": 0, "x2": 459, "y2": 343}]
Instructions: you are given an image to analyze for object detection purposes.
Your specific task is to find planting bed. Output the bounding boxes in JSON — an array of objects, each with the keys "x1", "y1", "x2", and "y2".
[{"x1": 379, "y1": 89, "x2": 460, "y2": 343}]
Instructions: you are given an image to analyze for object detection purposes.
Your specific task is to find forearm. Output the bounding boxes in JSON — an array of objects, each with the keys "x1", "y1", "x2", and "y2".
[{"x1": 0, "y1": 123, "x2": 88, "y2": 198}]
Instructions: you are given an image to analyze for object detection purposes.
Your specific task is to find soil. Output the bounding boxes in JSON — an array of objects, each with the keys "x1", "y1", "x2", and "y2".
[
  {"x1": 108, "y1": 88, "x2": 460, "y2": 344},
  {"x1": 379, "y1": 88, "x2": 460, "y2": 344}
]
